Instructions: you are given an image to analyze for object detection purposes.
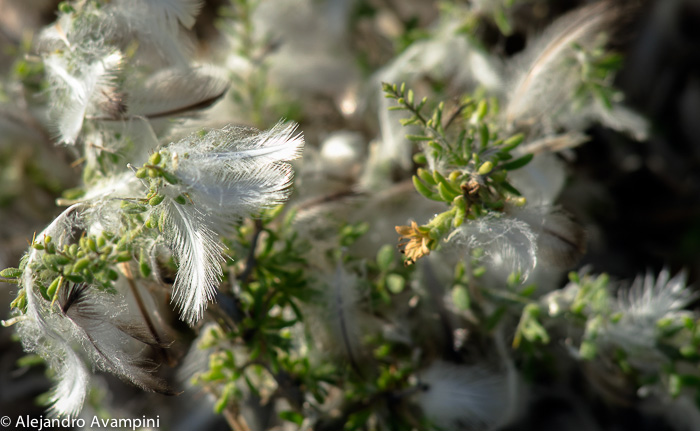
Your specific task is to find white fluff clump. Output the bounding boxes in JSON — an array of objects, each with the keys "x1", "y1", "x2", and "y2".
[
  {"x1": 504, "y1": 1, "x2": 648, "y2": 139},
  {"x1": 322, "y1": 265, "x2": 366, "y2": 368},
  {"x1": 111, "y1": 0, "x2": 201, "y2": 67},
  {"x1": 124, "y1": 66, "x2": 229, "y2": 120},
  {"x1": 449, "y1": 213, "x2": 538, "y2": 281},
  {"x1": 415, "y1": 361, "x2": 510, "y2": 431},
  {"x1": 18, "y1": 211, "x2": 91, "y2": 417},
  {"x1": 157, "y1": 122, "x2": 304, "y2": 324},
  {"x1": 43, "y1": 50, "x2": 124, "y2": 144},
  {"x1": 16, "y1": 205, "x2": 172, "y2": 417},
  {"x1": 604, "y1": 269, "x2": 694, "y2": 369}
]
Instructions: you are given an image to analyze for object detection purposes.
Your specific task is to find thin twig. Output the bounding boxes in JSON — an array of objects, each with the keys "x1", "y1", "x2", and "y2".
[
  {"x1": 118, "y1": 262, "x2": 173, "y2": 366},
  {"x1": 238, "y1": 219, "x2": 264, "y2": 284}
]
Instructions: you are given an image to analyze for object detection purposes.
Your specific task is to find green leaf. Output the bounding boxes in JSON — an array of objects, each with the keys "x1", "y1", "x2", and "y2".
[
  {"x1": 412, "y1": 175, "x2": 441, "y2": 201},
  {"x1": 502, "y1": 153, "x2": 534, "y2": 171},
  {"x1": 279, "y1": 410, "x2": 304, "y2": 426},
  {"x1": 386, "y1": 273, "x2": 405, "y2": 294},
  {"x1": 452, "y1": 285, "x2": 470, "y2": 310},
  {"x1": 501, "y1": 133, "x2": 524, "y2": 151},
  {"x1": 0, "y1": 268, "x2": 23, "y2": 278},
  {"x1": 376, "y1": 245, "x2": 395, "y2": 272}
]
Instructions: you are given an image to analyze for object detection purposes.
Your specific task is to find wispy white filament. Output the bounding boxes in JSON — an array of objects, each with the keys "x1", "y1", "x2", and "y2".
[
  {"x1": 450, "y1": 214, "x2": 538, "y2": 281},
  {"x1": 605, "y1": 269, "x2": 694, "y2": 368},
  {"x1": 44, "y1": 50, "x2": 123, "y2": 144},
  {"x1": 416, "y1": 361, "x2": 509, "y2": 431}
]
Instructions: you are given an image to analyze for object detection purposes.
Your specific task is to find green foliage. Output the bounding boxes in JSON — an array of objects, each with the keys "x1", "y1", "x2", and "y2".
[{"x1": 383, "y1": 81, "x2": 530, "y2": 264}]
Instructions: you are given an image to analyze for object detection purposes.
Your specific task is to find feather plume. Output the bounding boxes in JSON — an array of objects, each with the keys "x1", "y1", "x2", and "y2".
[
  {"x1": 324, "y1": 265, "x2": 365, "y2": 371},
  {"x1": 111, "y1": 0, "x2": 201, "y2": 67},
  {"x1": 160, "y1": 201, "x2": 225, "y2": 325},
  {"x1": 450, "y1": 214, "x2": 538, "y2": 280},
  {"x1": 166, "y1": 121, "x2": 304, "y2": 222},
  {"x1": 17, "y1": 205, "x2": 173, "y2": 416},
  {"x1": 18, "y1": 205, "x2": 90, "y2": 417},
  {"x1": 594, "y1": 269, "x2": 694, "y2": 372},
  {"x1": 123, "y1": 66, "x2": 229, "y2": 119},
  {"x1": 415, "y1": 361, "x2": 510, "y2": 431},
  {"x1": 505, "y1": 206, "x2": 587, "y2": 269},
  {"x1": 505, "y1": 1, "x2": 621, "y2": 128},
  {"x1": 44, "y1": 50, "x2": 124, "y2": 144},
  {"x1": 154, "y1": 122, "x2": 303, "y2": 325},
  {"x1": 58, "y1": 283, "x2": 174, "y2": 395}
]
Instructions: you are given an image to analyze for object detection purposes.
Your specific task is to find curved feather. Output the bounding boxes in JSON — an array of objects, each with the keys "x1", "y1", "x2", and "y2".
[{"x1": 161, "y1": 201, "x2": 225, "y2": 325}]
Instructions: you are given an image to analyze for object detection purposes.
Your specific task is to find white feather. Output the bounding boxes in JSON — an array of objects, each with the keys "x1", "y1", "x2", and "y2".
[
  {"x1": 505, "y1": 2, "x2": 619, "y2": 128},
  {"x1": 450, "y1": 214, "x2": 538, "y2": 281},
  {"x1": 161, "y1": 201, "x2": 225, "y2": 325},
  {"x1": 168, "y1": 121, "x2": 304, "y2": 169},
  {"x1": 112, "y1": 0, "x2": 200, "y2": 67},
  {"x1": 416, "y1": 361, "x2": 509, "y2": 431},
  {"x1": 156, "y1": 123, "x2": 303, "y2": 324},
  {"x1": 144, "y1": 0, "x2": 202, "y2": 30},
  {"x1": 18, "y1": 205, "x2": 90, "y2": 417},
  {"x1": 44, "y1": 50, "x2": 123, "y2": 144},
  {"x1": 125, "y1": 66, "x2": 229, "y2": 119},
  {"x1": 324, "y1": 265, "x2": 364, "y2": 366},
  {"x1": 166, "y1": 121, "x2": 304, "y2": 225},
  {"x1": 603, "y1": 269, "x2": 694, "y2": 371}
]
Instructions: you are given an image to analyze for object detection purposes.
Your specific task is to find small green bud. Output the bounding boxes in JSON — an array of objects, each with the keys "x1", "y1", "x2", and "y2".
[
  {"x1": 97, "y1": 236, "x2": 106, "y2": 249},
  {"x1": 162, "y1": 171, "x2": 179, "y2": 185},
  {"x1": 437, "y1": 182, "x2": 459, "y2": 202},
  {"x1": 149, "y1": 194, "x2": 165, "y2": 206},
  {"x1": 413, "y1": 152, "x2": 427, "y2": 164},
  {"x1": 174, "y1": 195, "x2": 187, "y2": 205},
  {"x1": 73, "y1": 258, "x2": 91, "y2": 273},
  {"x1": 159, "y1": 211, "x2": 168, "y2": 233},
  {"x1": 477, "y1": 161, "x2": 494, "y2": 175},
  {"x1": 145, "y1": 211, "x2": 159, "y2": 229},
  {"x1": 475, "y1": 99, "x2": 488, "y2": 121},
  {"x1": 0, "y1": 268, "x2": 23, "y2": 278},
  {"x1": 139, "y1": 253, "x2": 151, "y2": 278},
  {"x1": 10, "y1": 292, "x2": 27, "y2": 311},
  {"x1": 417, "y1": 168, "x2": 437, "y2": 186},
  {"x1": 149, "y1": 152, "x2": 162, "y2": 165},
  {"x1": 45, "y1": 242, "x2": 56, "y2": 255},
  {"x1": 87, "y1": 238, "x2": 97, "y2": 253},
  {"x1": 135, "y1": 167, "x2": 148, "y2": 179},
  {"x1": 412, "y1": 175, "x2": 436, "y2": 200},
  {"x1": 502, "y1": 133, "x2": 524, "y2": 151},
  {"x1": 148, "y1": 168, "x2": 158, "y2": 178},
  {"x1": 512, "y1": 196, "x2": 527, "y2": 207},
  {"x1": 47, "y1": 277, "x2": 62, "y2": 298},
  {"x1": 116, "y1": 252, "x2": 132, "y2": 262}
]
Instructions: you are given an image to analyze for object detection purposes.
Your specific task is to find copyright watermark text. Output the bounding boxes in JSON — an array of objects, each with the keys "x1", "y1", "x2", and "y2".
[{"x1": 2, "y1": 414, "x2": 160, "y2": 430}]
